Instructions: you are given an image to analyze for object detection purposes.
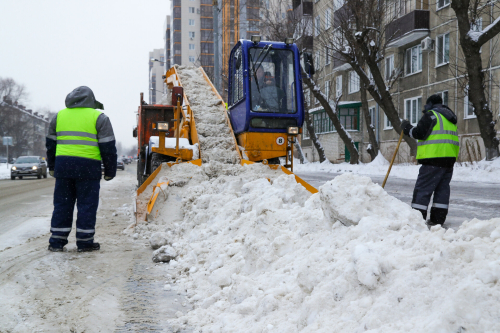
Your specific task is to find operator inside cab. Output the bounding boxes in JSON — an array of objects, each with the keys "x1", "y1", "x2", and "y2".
[{"x1": 249, "y1": 48, "x2": 295, "y2": 115}]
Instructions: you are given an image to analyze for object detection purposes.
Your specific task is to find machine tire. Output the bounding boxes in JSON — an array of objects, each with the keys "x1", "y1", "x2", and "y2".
[
  {"x1": 43, "y1": 171, "x2": 47, "y2": 178},
  {"x1": 151, "y1": 153, "x2": 175, "y2": 174},
  {"x1": 37, "y1": 174, "x2": 42, "y2": 179},
  {"x1": 267, "y1": 157, "x2": 281, "y2": 165},
  {"x1": 137, "y1": 159, "x2": 145, "y2": 186},
  {"x1": 19, "y1": 176, "x2": 23, "y2": 180},
  {"x1": 11, "y1": 176, "x2": 15, "y2": 180}
]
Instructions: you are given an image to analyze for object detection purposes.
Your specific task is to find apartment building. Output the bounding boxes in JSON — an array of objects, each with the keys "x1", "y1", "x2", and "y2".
[
  {"x1": 296, "y1": 0, "x2": 500, "y2": 164},
  {"x1": 164, "y1": 15, "x2": 172, "y2": 70},
  {"x1": 149, "y1": 48, "x2": 166, "y2": 104},
  {"x1": 169, "y1": 0, "x2": 215, "y2": 78}
]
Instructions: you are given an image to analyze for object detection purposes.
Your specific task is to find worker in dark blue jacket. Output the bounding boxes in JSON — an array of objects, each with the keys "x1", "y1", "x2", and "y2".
[
  {"x1": 401, "y1": 94, "x2": 459, "y2": 228},
  {"x1": 46, "y1": 86, "x2": 117, "y2": 252}
]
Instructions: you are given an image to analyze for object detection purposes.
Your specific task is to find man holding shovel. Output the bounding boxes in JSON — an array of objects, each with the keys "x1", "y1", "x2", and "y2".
[{"x1": 401, "y1": 94, "x2": 459, "y2": 227}]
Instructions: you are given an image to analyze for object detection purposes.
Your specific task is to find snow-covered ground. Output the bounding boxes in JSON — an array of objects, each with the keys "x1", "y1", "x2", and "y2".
[
  {"x1": 134, "y1": 162, "x2": 500, "y2": 332},
  {"x1": 0, "y1": 163, "x2": 12, "y2": 180},
  {"x1": 294, "y1": 154, "x2": 500, "y2": 184}
]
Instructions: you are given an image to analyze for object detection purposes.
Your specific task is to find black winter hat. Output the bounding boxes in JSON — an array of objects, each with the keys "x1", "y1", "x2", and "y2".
[{"x1": 426, "y1": 94, "x2": 443, "y2": 105}]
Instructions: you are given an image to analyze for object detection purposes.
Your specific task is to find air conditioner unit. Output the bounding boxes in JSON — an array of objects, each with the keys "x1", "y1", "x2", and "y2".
[{"x1": 421, "y1": 37, "x2": 434, "y2": 51}]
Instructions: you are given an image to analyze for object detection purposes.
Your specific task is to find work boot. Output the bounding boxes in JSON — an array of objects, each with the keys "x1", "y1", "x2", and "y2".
[
  {"x1": 77, "y1": 242, "x2": 100, "y2": 252},
  {"x1": 426, "y1": 220, "x2": 442, "y2": 230},
  {"x1": 48, "y1": 245, "x2": 65, "y2": 252}
]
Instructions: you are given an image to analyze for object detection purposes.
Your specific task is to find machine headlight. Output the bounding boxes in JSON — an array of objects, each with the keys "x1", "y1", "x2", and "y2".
[
  {"x1": 11, "y1": 166, "x2": 16, "y2": 170},
  {"x1": 32, "y1": 166, "x2": 37, "y2": 170},
  {"x1": 157, "y1": 122, "x2": 169, "y2": 131},
  {"x1": 287, "y1": 126, "x2": 299, "y2": 135},
  {"x1": 285, "y1": 38, "x2": 294, "y2": 45},
  {"x1": 251, "y1": 35, "x2": 261, "y2": 44}
]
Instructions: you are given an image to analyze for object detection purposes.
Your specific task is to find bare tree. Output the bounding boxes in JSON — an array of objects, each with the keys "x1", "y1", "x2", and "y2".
[
  {"x1": 316, "y1": 0, "x2": 417, "y2": 156},
  {"x1": 450, "y1": 0, "x2": 500, "y2": 160},
  {"x1": 0, "y1": 77, "x2": 28, "y2": 104}
]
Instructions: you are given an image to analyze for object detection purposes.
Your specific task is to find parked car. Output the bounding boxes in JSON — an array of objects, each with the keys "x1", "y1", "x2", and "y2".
[
  {"x1": 11, "y1": 156, "x2": 47, "y2": 180},
  {"x1": 121, "y1": 156, "x2": 132, "y2": 164},
  {"x1": 0, "y1": 157, "x2": 7, "y2": 164},
  {"x1": 117, "y1": 159, "x2": 125, "y2": 170}
]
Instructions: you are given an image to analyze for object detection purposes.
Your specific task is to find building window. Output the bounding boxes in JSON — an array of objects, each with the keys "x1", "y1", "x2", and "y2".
[
  {"x1": 189, "y1": 19, "x2": 195, "y2": 26},
  {"x1": 325, "y1": 81, "x2": 330, "y2": 100},
  {"x1": 385, "y1": 55, "x2": 394, "y2": 81},
  {"x1": 325, "y1": 46, "x2": 330, "y2": 65},
  {"x1": 325, "y1": 9, "x2": 331, "y2": 30},
  {"x1": 189, "y1": 31, "x2": 195, "y2": 39},
  {"x1": 437, "y1": 90, "x2": 449, "y2": 106},
  {"x1": 405, "y1": 44, "x2": 422, "y2": 75},
  {"x1": 189, "y1": 56, "x2": 196, "y2": 63},
  {"x1": 464, "y1": 88, "x2": 475, "y2": 118},
  {"x1": 384, "y1": 113, "x2": 392, "y2": 129},
  {"x1": 336, "y1": 75, "x2": 342, "y2": 98},
  {"x1": 315, "y1": 16, "x2": 321, "y2": 36},
  {"x1": 437, "y1": 0, "x2": 450, "y2": 10},
  {"x1": 404, "y1": 96, "x2": 422, "y2": 125},
  {"x1": 189, "y1": 44, "x2": 195, "y2": 50},
  {"x1": 339, "y1": 108, "x2": 359, "y2": 131},
  {"x1": 189, "y1": 7, "x2": 195, "y2": 13},
  {"x1": 368, "y1": 106, "x2": 376, "y2": 126},
  {"x1": 436, "y1": 33, "x2": 450, "y2": 66},
  {"x1": 348, "y1": 71, "x2": 360, "y2": 94},
  {"x1": 313, "y1": 111, "x2": 333, "y2": 133},
  {"x1": 315, "y1": 50, "x2": 321, "y2": 68}
]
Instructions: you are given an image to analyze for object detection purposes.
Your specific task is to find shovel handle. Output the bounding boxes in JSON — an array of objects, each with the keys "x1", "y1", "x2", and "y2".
[{"x1": 382, "y1": 130, "x2": 404, "y2": 188}]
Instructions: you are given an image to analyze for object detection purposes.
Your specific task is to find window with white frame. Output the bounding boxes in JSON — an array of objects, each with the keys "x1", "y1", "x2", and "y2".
[
  {"x1": 385, "y1": 55, "x2": 394, "y2": 81},
  {"x1": 315, "y1": 16, "x2": 321, "y2": 36},
  {"x1": 384, "y1": 113, "x2": 392, "y2": 129},
  {"x1": 436, "y1": 33, "x2": 450, "y2": 66},
  {"x1": 437, "y1": 90, "x2": 449, "y2": 106},
  {"x1": 325, "y1": 46, "x2": 330, "y2": 65},
  {"x1": 325, "y1": 81, "x2": 330, "y2": 100},
  {"x1": 348, "y1": 71, "x2": 360, "y2": 94},
  {"x1": 325, "y1": 9, "x2": 331, "y2": 29},
  {"x1": 189, "y1": 31, "x2": 195, "y2": 38},
  {"x1": 189, "y1": 44, "x2": 195, "y2": 50},
  {"x1": 189, "y1": 56, "x2": 195, "y2": 63},
  {"x1": 405, "y1": 44, "x2": 422, "y2": 75},
  {"x1": 368, "y1": 106, "x2": 376, "y2": 127},
  {"x1": 189, "y1": 19, "x2": 195, "y2": 26},
  {"x1": 464, "y1": 88, "x2": 475, "y2": 118},
  {"x1": 437, "y1": 0, "x2": 450, "y2": 10},
  {"x1": 405, "y1": 96, "x2": 422, "y2": 125},
  {"x1": 336, "y1": 75, "x2": 342, "y2": 98},
  {"x1": 315, "y1": 50, "x2": 321, "y2": 68},
  {"x1": 189, "y1": 7, "x2": 195, "y2": 13}
]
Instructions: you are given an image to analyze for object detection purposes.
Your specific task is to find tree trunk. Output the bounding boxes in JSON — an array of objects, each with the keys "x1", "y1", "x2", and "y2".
[
  {"x1": 360, "y1": 84, "x2": 378, "y2": 161},
  {"x1": 294, "y1": 140, "x2": 308, "y2": 164},
  {"x1": 302, "y1": 72, "x2": 360, "y2": 164},
  {"x1": 451, "y1": 0, "x2": 500, "y2": 160},
  {"x1": 304, "y1": 108, "x2": 327, "y2": 163}
]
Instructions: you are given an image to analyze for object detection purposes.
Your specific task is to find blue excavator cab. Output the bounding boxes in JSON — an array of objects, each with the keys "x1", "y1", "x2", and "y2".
[{"x1": 227, "y1": 40, "x2": 305, "y2": 135}]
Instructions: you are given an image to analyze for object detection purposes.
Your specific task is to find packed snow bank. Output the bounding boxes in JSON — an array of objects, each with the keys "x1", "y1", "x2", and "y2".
[
  {"x1": 0, "y1": 164, "x2": 13, "y2": 180},
  {"x1": 134, "y1": 166, "x2": 500, "y2": 332},
  {"x1": 295, "y1": 154, "x2": 500, "y2": 184}
]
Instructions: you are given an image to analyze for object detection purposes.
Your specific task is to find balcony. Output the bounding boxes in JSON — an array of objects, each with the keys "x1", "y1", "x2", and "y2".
[
  {"x1": 292, "y1": 0, "x2": 313, "y2": 16},
  {"x1": 386, "y1": 10, "x2": 430, "y2": 48}
]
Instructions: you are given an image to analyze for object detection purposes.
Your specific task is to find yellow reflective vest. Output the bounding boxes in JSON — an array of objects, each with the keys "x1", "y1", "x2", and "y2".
[
  {"x1": 55, "y1": 108, "x2": 102, "y2": 161},
  {"x1": 416, "y1": 110, "x2": 459, "y2": 159}
]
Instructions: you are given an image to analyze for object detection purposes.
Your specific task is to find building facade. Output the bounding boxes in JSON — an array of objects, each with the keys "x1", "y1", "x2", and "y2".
[
  {"x1": 149, "y1": 48, "x2": 166, "y2": 104},
  {"x1": 0, "y1": 97, "x2": 49, "y2": 159},
  {"x1": 296, "y1": 0, "x2": 500, "y2": 164}
]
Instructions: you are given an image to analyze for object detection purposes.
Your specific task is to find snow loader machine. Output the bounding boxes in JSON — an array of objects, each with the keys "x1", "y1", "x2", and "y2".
[{"x1": 133, "y1": 38, "x2": 317, "y2": 221}]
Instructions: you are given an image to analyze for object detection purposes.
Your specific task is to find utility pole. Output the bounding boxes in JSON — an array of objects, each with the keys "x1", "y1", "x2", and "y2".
[{"x1": 213, "y1": 0, "x2": 220, "y2": 91}]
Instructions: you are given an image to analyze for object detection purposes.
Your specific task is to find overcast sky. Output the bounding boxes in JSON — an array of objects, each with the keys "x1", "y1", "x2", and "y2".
[{"x1": 0, "y1": 0, "x2": 170, "y2": 150}]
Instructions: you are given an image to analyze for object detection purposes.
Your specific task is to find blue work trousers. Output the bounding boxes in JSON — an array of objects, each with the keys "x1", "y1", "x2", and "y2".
[
  {"x1": 49, "y1": 178, "x2": 100, "y2": 248},
  {"x1": 411, "y1": 165, "x2": 453, "y2": 225}
]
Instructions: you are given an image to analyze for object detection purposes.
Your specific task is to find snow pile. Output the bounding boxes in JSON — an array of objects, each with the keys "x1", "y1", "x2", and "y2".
[
  {"x1": 295, "y1": 155, "x2": 500, "y2": 184},
  {"x1": 0, "y1": 164, "x2": 13, "y2": 180},
  {"x1": 176, "y1": 66, "x2": 240, "y2": 164},
  {"x1": 134, "y1": 166, "x2": 500, "y2": 332}
]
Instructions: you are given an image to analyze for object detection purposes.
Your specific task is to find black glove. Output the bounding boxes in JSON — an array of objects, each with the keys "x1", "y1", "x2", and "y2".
[
  {"x1": 104, "y1": 176, "x2": 113, "y2": 181},
  {"x1": 401, "y1": 119, "x2": 412, "y2": 136}
]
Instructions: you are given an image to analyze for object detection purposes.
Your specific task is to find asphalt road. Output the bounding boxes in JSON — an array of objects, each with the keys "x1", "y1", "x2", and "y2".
[{"x1": 296, "y1": 171, "x2": 500, "y2": 230}]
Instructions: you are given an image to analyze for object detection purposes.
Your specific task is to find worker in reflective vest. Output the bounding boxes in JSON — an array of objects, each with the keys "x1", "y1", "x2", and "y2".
[
  {"x1": 402, "y1": 94, "x2": 459, "y2": 228},
  {"x1": 46, "y1": 86, "x2": 117, "y2": 252}
]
